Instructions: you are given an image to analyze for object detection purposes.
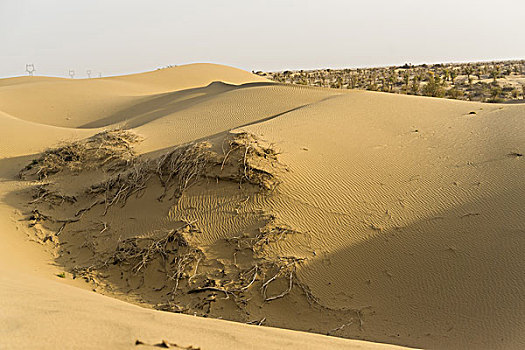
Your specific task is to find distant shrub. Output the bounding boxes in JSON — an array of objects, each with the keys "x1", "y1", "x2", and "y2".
[
  {"x1": 422, "y1": 73, "x2": 445, "y2": 97},
  {"x1": 410, "y1": 76, "x2": 420, "y2": 95},
  {"x1": 446, "y1": 88, "x2": 464, "y2": 99},
  {"x1": 488, "y1": 86, "x2": 503, "y2": 102}
]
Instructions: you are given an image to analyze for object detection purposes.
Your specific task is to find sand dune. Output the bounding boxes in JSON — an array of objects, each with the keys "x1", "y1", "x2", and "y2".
[
  {"x1": 1, "y1": 63, "x2": 524, "y2": 349},
  {"x1": 0, "y1": 63, "x2": 268, "y2": 128}
]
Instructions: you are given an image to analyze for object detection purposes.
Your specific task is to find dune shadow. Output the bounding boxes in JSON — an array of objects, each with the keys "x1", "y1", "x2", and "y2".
[
  {"x1": 79, "y1": 81, "x2": 278, "y2": 129},
  {"x1": 300, "y1": 191, "x2": 525, "y2": 350}
]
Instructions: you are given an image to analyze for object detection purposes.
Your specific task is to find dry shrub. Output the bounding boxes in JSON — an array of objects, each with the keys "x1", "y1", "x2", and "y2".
[
  {"x1": 152, "y1": 132, "x2": 280, "y2": 198},
  {"x1": 86, "y1": 141, "x2": 216, "y2": 214},
  {"x1": 85, "y1": 133, "x2": 281, "y2": 215},
  {"x1": 221, "y1": 132, "x2": 280, "y2": 190},
  {"x1": 104, "y1": 222, "x2": 204, "y2": 293},
  {"x1": 21, "y1": 131, "x2": 326, "y2": 319},
  {"x1": 88, "y1": 162, "x2": 153, "y2": 214},
  {"x1": 154, "y1": 141, "x2": 217, "y2": 201},
  {"x1": 20, "y1": 129, "x2": 141, "y2": 180}
]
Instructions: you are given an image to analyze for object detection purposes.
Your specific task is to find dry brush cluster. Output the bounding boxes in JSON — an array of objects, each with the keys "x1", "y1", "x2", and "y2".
[
  {"x1": 20, "y1": 129, "x2": 333, "y2": 323},
  {"x1": 98, "y1": 217, "x2": 312, "y2": 316},
  {"x1": 258, "y1": 60, "x2": 525, "y2": 103},
  {"x1": 82, "y1": 132, "x2": 281, "y2": 216},
  {"x1": 19, "y1": 130, "x2": 140, "y2": 180}
]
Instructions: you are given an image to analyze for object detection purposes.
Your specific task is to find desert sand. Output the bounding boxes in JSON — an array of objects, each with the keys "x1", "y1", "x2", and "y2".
[{"x1": 1, "y1": 63, "x2": 524, "y2": 349}]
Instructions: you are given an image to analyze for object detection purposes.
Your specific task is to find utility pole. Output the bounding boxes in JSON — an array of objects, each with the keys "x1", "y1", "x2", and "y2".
[{"x1": 25, "y1": 64, "x2": 35, "y2": 76}]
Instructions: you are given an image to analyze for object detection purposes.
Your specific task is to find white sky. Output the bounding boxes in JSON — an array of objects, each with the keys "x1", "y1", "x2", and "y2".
[{"x1": 1, "y1": 0, "x2": 523, "y2": 78}]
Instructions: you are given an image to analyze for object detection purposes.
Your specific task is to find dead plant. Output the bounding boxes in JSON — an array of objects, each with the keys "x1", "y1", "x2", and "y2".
[
  {"x1": 154, "y1": 141, "x2": 217, "y2": 202},
  {"x1": 103, "y1": 222, "x2": 205, "y2": 294},
  {"x1": 20, "y1": 129, "x2": 141, "y2": 180}
]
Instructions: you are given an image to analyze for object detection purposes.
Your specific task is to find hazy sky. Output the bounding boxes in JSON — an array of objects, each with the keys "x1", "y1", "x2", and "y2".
[{"x1": 1, "y1": 0, "x2": 524, "y2": 78}]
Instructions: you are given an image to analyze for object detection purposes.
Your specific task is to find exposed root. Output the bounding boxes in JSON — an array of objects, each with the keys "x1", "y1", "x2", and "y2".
[
  {"x1": 28, "y1": 209, "x2": 50, "y2": 226},
  {"x1": 28, "y1": 208, "x2": 78, "y2": 227},
  {"x1": 223, "y1": 132, "x2": 281, "y2": 190},
  {"x1": 246, "y1": 317, "x2": 266, "y2": 326},
  {"x1": 264, "y1": 268, "x2": 294, "y2": 302},
  {"x1": 328, "y1": 320, "x2": 354, "y2": 335},
  {"x1": 253, "y1": 224, "x2": 299, "y2": 256},
  {"x1": 261, "y1": 261, "x2": 298, "y2": 302},
  {"x1": 107, "y1": 222, "x2": 200, "y2": 273},
  {"x1": 29, "y1": 184, "x2": 77, "y2": 205},
  {"x1": 224, "y1": 221, "x2": 300, "y2": 260}
]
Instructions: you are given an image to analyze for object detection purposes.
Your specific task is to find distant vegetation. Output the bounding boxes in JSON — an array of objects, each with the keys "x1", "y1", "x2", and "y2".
[
  {"x1": 156, "y1": 64, "x2": 178, "y2": 70},
  {"x1": 257, "y1": 60, "x2": 525, "y2": 103}
]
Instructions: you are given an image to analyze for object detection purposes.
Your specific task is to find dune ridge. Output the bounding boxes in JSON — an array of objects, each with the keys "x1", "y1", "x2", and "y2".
[{"x1": 1, "y1": 63, "x2": 524, "y2": 349}]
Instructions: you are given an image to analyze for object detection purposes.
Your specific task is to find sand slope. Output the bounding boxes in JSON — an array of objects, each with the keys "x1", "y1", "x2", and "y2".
[
  {"x1": 1, "y1": 63, "x2": 524, "y2": 349},
  {"x1": 240, "y1": 93, "x2": 525, "y2": 349},
  {"x1": 0, "y1": 265, "x2": 403, "y2": 350},
  {"x1": 0, "y1": 63, "x2": 268, "y2": 128}
]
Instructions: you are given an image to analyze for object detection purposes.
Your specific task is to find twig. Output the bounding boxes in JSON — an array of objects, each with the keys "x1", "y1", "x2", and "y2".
[
  {"x1": 265, "y1": 270, "x2": 294, "y2": 302},
  {"x1": 328, "y1": 320, "x2": 353, "y2": 334},
  {"x1": 187, "y1": 287, "x2": 231, "y2": 298}
]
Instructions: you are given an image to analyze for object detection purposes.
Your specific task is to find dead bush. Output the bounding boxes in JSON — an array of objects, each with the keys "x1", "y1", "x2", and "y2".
[{"x1": 20, "y1": 129, "x2": 141, "y2": 180}]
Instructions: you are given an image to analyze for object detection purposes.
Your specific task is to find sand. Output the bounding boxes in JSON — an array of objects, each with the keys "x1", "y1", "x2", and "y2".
[{"x1": 1, "y1": 63, "x2": 523, "y2": 349}]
